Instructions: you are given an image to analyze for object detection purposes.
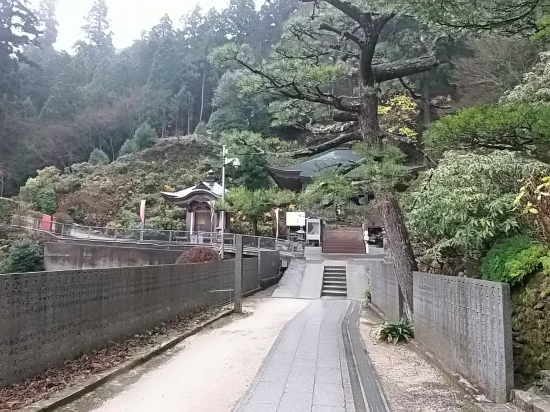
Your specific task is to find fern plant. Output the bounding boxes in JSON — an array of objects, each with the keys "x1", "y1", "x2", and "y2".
[{"x1": 374, "y1": 319, "x2": 414, "y2": 344}]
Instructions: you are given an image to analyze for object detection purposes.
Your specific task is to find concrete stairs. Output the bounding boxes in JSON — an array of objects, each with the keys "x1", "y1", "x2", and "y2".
[
  {"x1": 322, "y1": 227, "x2": 365, "y2": 254},
  {"x1": 322, "y1": 266, "x2": 347, "y2": 297}
]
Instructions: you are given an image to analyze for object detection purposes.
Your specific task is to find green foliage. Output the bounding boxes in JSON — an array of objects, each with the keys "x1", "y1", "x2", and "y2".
[
  {"x1": 20, "y1": 167, "x2": 62, "y2": 215},
  {"x1": 133, "y1": 122, "x2": 158, "y2": 150},
  {"x1": 406, "y1": 151, "x2": 544, "y2": 269},
  {"x1": 374, "y1": 319, "x2": 414, "y2": 344},
  {"x1": 34, "y1": 187, "x2": 57, "y2": 215},
  {"x1": 514, "y1": 171, "x2": 550, "y2": 244},
  {"x1": 223, "y1": 187, "x2": 296, "y2": 235},
  {"x1": 352, "y1": 144, "x2": 408, "y2": 191},
  {"x1": 119, "y1": 139, "x2": 136, "y2": 157},
  {"x1": 481, "y1": 236, "x2": 548, "y2": 285},
  {"x1": 425, "y1": 104, "x2": 550, "y2": 159},
  {"x1": 0, "y1": 197, "x2": 17, "y2": 224},
  {"x1": 221, "y1": 130, "x2": 272, "y2": 190},
  {"x1": 208, "y1": 70, "x2": 272, "y2": 135},
  {"x1": 176, "y1": 246, "x2": 220, "y2": 264},
  {"x1": 365, "y1": 288, "x2": 371, "y2": 301},
  {"x1": 5, "y1": 240, "x2": 43, "y2": 273},
  {"x1": 88, "y1": 148, "x2": 110, "y2": 165},
  {"x1": 299, "y1": 173, "x2": 359, "y2": 222},
  {"x1": 504, "y1": 52, "x2": 550, "y2": 104},
  {"x1": 194, "y1": 121, "x2": 208, "y2": 136}
]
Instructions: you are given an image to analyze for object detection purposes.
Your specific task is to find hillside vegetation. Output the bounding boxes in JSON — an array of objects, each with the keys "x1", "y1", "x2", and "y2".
[{"x1": 22, "y1": 137, "x2": 217, "y2": 230}]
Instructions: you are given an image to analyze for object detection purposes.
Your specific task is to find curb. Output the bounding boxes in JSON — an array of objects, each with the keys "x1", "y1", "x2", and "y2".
[{"x1": 20, "y1": 309, "x2": 234, "y2": 412}]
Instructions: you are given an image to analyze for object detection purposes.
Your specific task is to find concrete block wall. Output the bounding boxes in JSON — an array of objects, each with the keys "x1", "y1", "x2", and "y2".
[
  {"x1": 258, "y1": 251, "x2": 281, "y2": 288},
  {"x1": 0, "y1": 259, "x2": 262, "y2": 388},
  {"x1": 369, "y1": 260, "x2": 403, "y2": 320},
  {"x1": 413, "y1": 272, "x2": 514, "y2": 403}
]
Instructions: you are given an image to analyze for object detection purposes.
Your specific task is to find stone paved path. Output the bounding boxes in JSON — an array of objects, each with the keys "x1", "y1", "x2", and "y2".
[{"x1": 235, "y1": 299, "x2": 356, "y2": 412}]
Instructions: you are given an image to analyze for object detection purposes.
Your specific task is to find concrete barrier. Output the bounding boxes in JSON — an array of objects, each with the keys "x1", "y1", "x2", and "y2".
[
  {"x1": 414, "y1": 272, "x2": 514, "y2": 403},
  {"x1": 0, "y1": 259, "x2": 262, "y2": 388},
  {"x1": 44, "y1": 242, "x2": 189, "y2": 270}
]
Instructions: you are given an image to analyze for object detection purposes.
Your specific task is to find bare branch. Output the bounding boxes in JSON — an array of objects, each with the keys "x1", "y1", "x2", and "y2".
[
  {"x1": 302, "y1": 0, "x2": 372, "y2": 27},
  {"x1": 319, "y1": 22, "x2": 364, "y2": 47}
]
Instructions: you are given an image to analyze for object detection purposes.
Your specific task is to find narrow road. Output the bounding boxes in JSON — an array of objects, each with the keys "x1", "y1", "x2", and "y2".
[
  {"x1": 53, "y1": 260, "x2": 384, "y2": 412},
  {"x1": 234, "y1": 299, "x2": 356, "y2": 412},
  {"x1": 54, "y1": 293, "x2": 309, "y2": 412}
]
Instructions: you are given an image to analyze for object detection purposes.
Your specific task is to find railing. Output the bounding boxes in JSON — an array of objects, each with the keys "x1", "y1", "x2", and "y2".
[{"x1": 11, "y1": 215, "x2": 304, "y2": 256}]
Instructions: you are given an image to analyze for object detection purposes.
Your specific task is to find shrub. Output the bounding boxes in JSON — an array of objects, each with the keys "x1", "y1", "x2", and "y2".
[
  {"x1": 481, "y1": 235, "x2": 548, "y2": 284},
  {"x1": 119, "y1": 139, "x2": 136, "y2": 157},
  {"x1": 514, "y1": 171, "x2": 550, "y2": 243},
  {"x1": 88, "y1": 148, "x2": 110, "y2": 166},
  {"x1": 53, "y1": 212, "x2": 73, "y2": 233},
  {"x1": 5, "y1": 240, "x2": 43, "y2": 273},
  {"x1": 365, "y1": 288, "x2": 371, "y2": 301},
  {"x1": 0, "y1": 197, "x2": 16, "y2": 224},
  {"x1": 194, "y1": 121, "x2": 208, "y2": 136},
  {"x1": 34, "y1": 187, "x2": 57, "y2": 215},
  {"x1": 374, "y1": 319, "x2": 414, "y2": 344},
  {"x1": 133, "y1": 122, "x2": 157, "y2": 150},
  {"x1": 176, "y1": 247, "x2": 220, "y2": 264}
]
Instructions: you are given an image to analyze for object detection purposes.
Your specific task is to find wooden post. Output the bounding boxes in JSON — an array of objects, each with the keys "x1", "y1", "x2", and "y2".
[{"x1": 234, "y1": 234, "x2": 243, "y2": 313}]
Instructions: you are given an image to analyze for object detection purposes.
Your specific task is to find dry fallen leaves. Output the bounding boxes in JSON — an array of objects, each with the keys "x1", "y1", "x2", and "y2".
[{"x1": 0, "y1": 306, "x2": 226, "y2": 411}]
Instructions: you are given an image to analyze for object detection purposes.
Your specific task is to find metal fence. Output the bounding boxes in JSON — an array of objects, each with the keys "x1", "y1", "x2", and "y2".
[{"x1": 11, "y1": 215, "x2": 304, "y2": 256}]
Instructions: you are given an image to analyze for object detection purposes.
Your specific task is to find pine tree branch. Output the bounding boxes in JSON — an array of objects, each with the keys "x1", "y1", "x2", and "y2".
[
  {"x1": 289, "y1": 131, "x2": 361, "y2": 158},
  {"x1": 372, "y1": 52, "x2": 438, "y2": 82},
  {"x1": 319, "y1": 22, "x2": 364, "y2": 47}
]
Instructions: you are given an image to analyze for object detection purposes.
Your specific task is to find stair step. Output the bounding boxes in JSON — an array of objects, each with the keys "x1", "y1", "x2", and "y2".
[
  {"x1": 323, "y1": 287, "x2": 347, "y2": 293},
  {"x1": 324, "y1": 276, "x2": 346, "y2": 281},
  {"x1": 322, "y1": 290, "x2": 348, "y2": 297},
  {"x1": 324, "y1": 280, "x2": 347, "y2": 285}
]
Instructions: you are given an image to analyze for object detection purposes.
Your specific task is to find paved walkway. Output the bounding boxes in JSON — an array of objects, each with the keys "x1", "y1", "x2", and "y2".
[{"x1": 235, "y1": 300, "x2": 356, "y2": 412}]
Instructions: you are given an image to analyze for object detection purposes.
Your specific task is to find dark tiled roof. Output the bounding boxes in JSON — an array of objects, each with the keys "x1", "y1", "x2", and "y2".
[{"x1": 269, "y1": 144, "x2": 361, "y2": 180}]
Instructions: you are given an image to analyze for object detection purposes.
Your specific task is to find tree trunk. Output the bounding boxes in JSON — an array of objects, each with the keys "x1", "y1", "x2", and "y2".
[
  {"x1": 199, "y1": 68, "x2": 206, "y2": 123},
  {"x1": 359, "y1": 87, "x2": 382, "y2": 147},
  {"x1": 377, "y1": 192, "x2": 417, "y2": 318},
  {"x1": 252, "y1": 219, "x2": 258, "y2": 236}
]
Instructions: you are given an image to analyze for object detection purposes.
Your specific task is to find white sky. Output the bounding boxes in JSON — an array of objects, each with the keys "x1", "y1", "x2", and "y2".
[{"x1": 31, "y1": 0, "x2": 264, "y2": 52}]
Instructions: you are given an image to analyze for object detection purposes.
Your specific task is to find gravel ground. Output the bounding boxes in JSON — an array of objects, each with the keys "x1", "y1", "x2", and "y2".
[{"x1": 359, "y1": 306, "x2": 478, "y2": 412}]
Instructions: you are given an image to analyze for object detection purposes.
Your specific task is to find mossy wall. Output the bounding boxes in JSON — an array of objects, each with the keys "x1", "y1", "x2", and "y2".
[{"x1": 512, "y1": 270, "x2": 550, "y2": 387}]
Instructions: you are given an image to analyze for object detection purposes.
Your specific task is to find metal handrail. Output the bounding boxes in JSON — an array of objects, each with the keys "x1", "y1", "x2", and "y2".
[{"x1": 11, "y1": 215, "x2": 305, "y2": 255}]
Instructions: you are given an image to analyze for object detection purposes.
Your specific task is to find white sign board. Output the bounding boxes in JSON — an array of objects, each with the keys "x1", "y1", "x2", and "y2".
[
  {"x1": 306, "y1": 218, "x2": 321, "y2": 241},
  {"x1": 286, "y1": 212, "x2": 306, "y2": 227}
]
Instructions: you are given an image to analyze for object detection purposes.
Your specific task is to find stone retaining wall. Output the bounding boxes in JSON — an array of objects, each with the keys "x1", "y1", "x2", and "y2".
[
  {"x1": 369, "y1": 260, "x2": 403, "y2": 320},
  {"x1": 0, "y1": 256, "x2": 270, "y2": 388},
  {"x1": 413, "y1": 272, "x2": 514, "y2": 403}
]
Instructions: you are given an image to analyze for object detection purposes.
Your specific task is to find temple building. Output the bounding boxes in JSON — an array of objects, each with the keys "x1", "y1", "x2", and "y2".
[
  {"x1": 268, "y1": 143, "x2": 383, "y2": 231},
  {"x1": 268, "y1": 143, "x2": 362, "y2": 191},
  {"x1": 161, "y1": 174, "x2": 228, "y2": 234}
]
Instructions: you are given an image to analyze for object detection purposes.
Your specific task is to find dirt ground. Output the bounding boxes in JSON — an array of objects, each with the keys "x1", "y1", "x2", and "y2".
[{"x1": 359, "y1": 306, "x2": 478, "y2": 412}]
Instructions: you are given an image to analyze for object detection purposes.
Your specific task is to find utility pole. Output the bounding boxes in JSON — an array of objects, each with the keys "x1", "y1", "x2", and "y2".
[
  {"x1": 221, "y1": 145, "x2": 227, "y2": 259},
  {"x1": 234, "y1": 234, "x2": 243, "y2": 313}
]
